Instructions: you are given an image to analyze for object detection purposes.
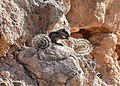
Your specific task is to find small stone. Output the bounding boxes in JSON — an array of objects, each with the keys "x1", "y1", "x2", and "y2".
[
  {"x1": 1, "y1": 71, "x2": 10, "y2": 78},
  {"x1": 55, "y1": 73, "x2": 68, "y2": 84}
]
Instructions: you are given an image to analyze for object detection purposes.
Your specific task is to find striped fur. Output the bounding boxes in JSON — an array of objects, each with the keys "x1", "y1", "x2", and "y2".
[{"x1": 32, "y1": 34, "x2": 51, "y2": 49}]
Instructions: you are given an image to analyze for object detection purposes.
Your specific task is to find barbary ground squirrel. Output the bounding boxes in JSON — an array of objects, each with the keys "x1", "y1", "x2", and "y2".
[
  {"x1": 32, "y1": 29, "x2": 93, "y2": 55},
  {"x1": 32, "y1": 29, "x2": 70, "y2": 49}
]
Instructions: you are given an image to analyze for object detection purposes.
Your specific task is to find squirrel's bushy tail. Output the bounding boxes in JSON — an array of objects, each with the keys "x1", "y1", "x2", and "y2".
[{"x1": 32, "y1": 34, "x2": 51, "y2": 49}]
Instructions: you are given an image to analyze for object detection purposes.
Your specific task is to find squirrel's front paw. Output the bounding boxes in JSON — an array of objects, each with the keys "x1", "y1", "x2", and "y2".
[{"x1": 56, "y1": 43, "x2": 64, "y2": 46}]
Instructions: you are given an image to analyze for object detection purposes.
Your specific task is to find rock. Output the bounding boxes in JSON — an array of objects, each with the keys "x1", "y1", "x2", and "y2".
[
  {"x1": 0, "y1": 0, "x2": 26, "y2": 57},
  {"x1": 17, "y1": 46, "x2": 84, "y2": 86},
  {"x1": 0, "y1": 0, "x2": 120, "y2": 86},
  {"x1": 66, "y1": 0, "x2": 120, "y2": 33},
  {"x1": 93, "y1": 77, "x2": 108, "y2": 86},
  {"x1": 0, "y1": 53, "x2": 37, "y2": 85},
  {"x1": 115, "y1": 45, "x2": 120, "y2": 61},
  {"x1": 90, "y1": 33, "x2": 117, "y2": 55},
  {"x1": 70, "y1": 32, "x2": 83, "y2": 38},
  {"x1": 66, "y1": 76, "x2": 82, "y2": 86},
  {"x1": 0, "y1": 40, "x2": 10, "y2": 57},
  {"x1": 0, "y1": 71, "x2": 10, "y2": 78},
  {"x1": 0, "y1": 0, "x2": 65, "y2": 57},
  {"x1": 70, "y1": 23, "x2": 80, "y2": 33},
  {"x1": 13, "y1": 81, "x2": 26, "y2": 86},
  {"x1": 16, "y1": 44, "x2": 112, "y2": 86},
  {"x1": 90, "y1": 33, "x2": 120, "y2": 85},
  {"x1": 66, "y1": 0, "x2": 99, "y2": 29},
  {"x1": 0, "y1": 71, "x2": 28, "y2": 86},
  {"x1": 116, "y1": 33, "x2": 120, "y2": 45}
]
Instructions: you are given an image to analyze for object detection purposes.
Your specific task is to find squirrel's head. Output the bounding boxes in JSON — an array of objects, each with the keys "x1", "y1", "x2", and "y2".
[{"x1": 59, "y1": 29, "x2": 70, "y2": 39}]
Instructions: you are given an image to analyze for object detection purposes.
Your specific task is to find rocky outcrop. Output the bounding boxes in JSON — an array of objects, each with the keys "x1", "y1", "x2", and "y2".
[
  {"x1": 67, "y1": 0, "x2": 120, "y2": 33},
  {"x1": 90, "y1": 33, "x2": 120, "y2": 85},
  {"x1": 66, "y1": 0, "x2": 120, "y2": 85},
  {"x1": 0, "y1": 0, "x2": 64, "y2": 57},
  {"x1": 0, "y1": 0, "x2": 120, "y2": 86},
  {"x1": 1, "y1": 45, "x2": 108, "y2": 86},
  {"x1": 17, "y1": 46, "x2": 82, "y2": 86}
]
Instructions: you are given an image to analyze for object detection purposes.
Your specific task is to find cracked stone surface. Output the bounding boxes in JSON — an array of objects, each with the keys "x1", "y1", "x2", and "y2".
[
  {"x1": 0, "y1": 0, "x2": 120, "y2": 86},
  {"x1": 17, "y1": 46, "x2": 83, "y2": 86}
]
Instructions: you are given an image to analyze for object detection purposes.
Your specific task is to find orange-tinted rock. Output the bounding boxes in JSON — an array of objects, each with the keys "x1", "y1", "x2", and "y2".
[
  {"x1": 66, "y1": 0, "x2": 99, "y2": 29},
  {"x1": 53, "y1": 73, "x2": 68, "y2": 84},
  {"x1": 66, "y1": 76, "x2": 80, "y2": 86},
  {"x1": 0, "y1": 0, "x2": 25, "y2": 57},
  {"x1": 116, "y1": 33, "x2": 120, "y2": 45},
  {"x1": 70, "y1": 23, "x2": 80, "y2": 33},
  {"x1": 70, "y1": 33, "x2": 83, "y2": 39},
  {"x1": 0, "y1": 0, "x2": 120, "y2": 86},
  {"x1": 90, "y1": 33, "x2": 120, "y2": 85},
  {"x1": 115, "y1": 45, "x2": 120, "y2": 61},
  {"x1": 66, "y1": 0, "x2": 120, "y2": 33},
  {"x1": 0, "y1": 39, "x2": 10, "y2": 57}
]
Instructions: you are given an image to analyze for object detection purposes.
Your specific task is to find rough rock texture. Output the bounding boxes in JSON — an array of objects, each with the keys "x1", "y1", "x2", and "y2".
[
  {"x1": 17, "y1": 46, "x2": 82, "y2": 86},
  {"x1": 66, "y1": 0, "x2": 120, "y2": 33},
  {"x1": 0, "y1": 0, "x2": 120, "y2": 86},
  {"x1": 90, "y1": 33, "x2": 120, "y2": 85},
  {"x1": 66, "y1": 0, "x2": 120, "y2": 85},
  {"x1": 0, "y1": 0, "x2": 64, "y2": 57}
]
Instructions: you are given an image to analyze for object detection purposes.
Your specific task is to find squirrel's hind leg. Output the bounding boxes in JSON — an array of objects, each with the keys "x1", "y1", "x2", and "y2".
[
  {"x1": 54, "y1": 41, "x2": 63, "y2": 46},
  {"x1": 53, "y1": 40, "x2": 63, "y2": 46}
]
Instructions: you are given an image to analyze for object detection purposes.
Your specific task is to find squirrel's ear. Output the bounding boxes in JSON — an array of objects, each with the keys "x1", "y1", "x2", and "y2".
[{"x1": 62, "y1": 29, "x2": 66, "y2": 31}]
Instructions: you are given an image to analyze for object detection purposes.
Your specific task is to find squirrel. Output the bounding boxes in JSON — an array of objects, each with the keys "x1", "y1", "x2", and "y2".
[
  {"x1": 32, "y1": 29, "x2": 70, "y2": 49},
  {"x1": 48, "y1": 29, "x2": 70, "y2": 46},
  {"x1": 32, "y1": 29, "x2": 92, "y2": 55}
]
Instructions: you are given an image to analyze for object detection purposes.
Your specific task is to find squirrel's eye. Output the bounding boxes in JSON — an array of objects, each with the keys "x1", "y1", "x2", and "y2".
[{"x1": 62, "y1": 36, "x2": 66, "y2": 38}]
